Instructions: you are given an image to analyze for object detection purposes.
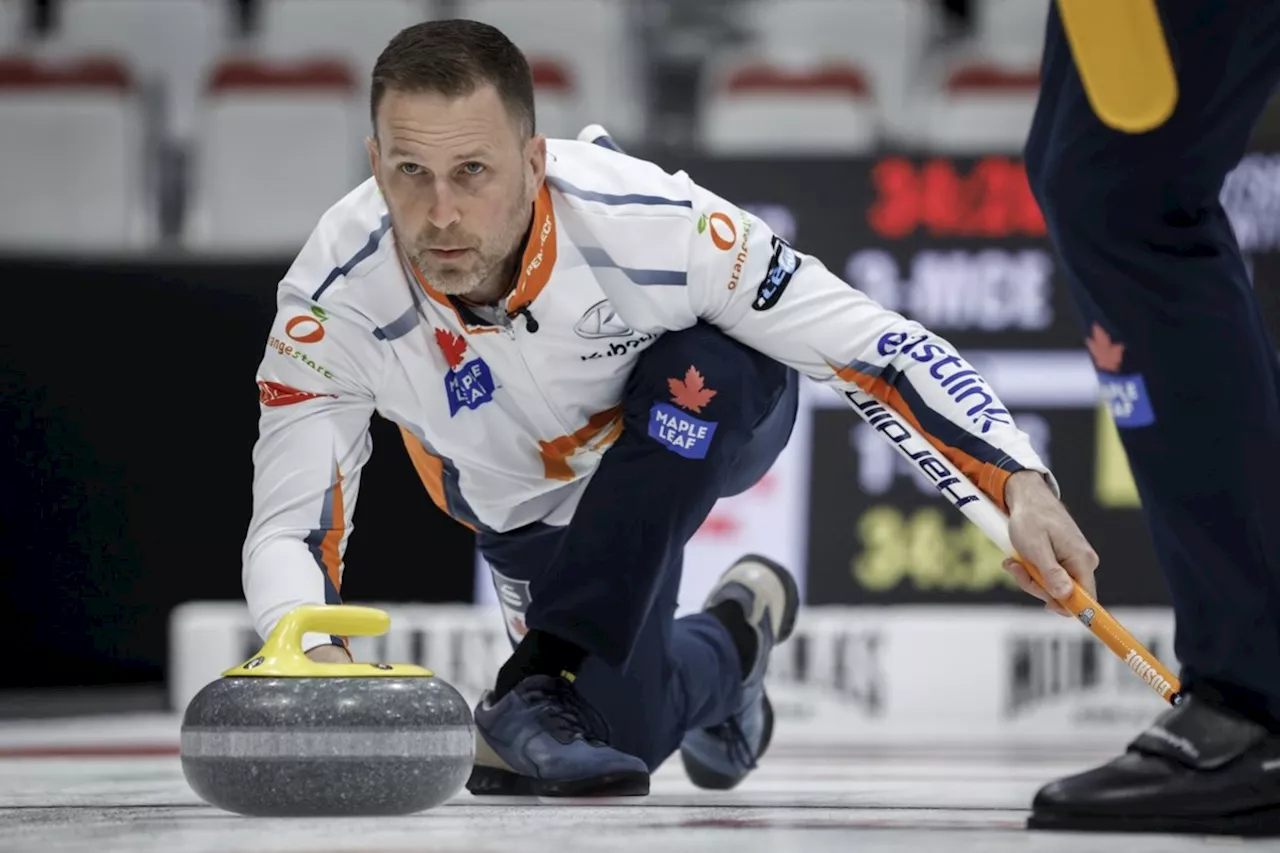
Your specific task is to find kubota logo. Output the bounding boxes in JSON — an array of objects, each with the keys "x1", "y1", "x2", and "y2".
[
  {"x1": 698, "y1": 212, "x2": 737, "y2": 251},
  {"x1": 285, "y1": 306, "x2": 328, "y2": 343}
]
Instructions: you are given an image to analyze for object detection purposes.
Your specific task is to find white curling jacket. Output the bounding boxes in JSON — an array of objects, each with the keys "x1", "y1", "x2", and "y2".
[{"x1": 243, "y1": 139, "x2": 1058, "y2": 648}]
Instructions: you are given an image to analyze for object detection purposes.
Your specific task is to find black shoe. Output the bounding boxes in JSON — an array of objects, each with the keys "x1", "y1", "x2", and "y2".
[
  {"x1": 466, "y1": 674, "x2": 649, "y2": 797},
  {"x1": 679, "y1": 554, "x2": 800, "y2": 790},
  {"x1": 1028, "y1": 694, "x2": 1280, "y2": 836}
]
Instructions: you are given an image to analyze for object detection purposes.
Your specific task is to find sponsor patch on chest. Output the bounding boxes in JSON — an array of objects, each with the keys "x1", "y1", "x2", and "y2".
[{"x1": 436, "y1": 328, "x2": 497, "y2": 416}]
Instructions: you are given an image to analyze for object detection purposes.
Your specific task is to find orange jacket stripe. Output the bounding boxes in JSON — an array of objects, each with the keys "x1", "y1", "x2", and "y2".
[
  {"x1": 398, "y1": 425, "x2": 478, "y2": 532},
  {"x1": 319, "y1": 464, "x2": 345, "y2": 594},
  {"x1": 537, "y1": 405, "x2": 623, "y2": 481},
  {"x1": 833, "y1": 363, "x2": 1013, "y2": 513}
]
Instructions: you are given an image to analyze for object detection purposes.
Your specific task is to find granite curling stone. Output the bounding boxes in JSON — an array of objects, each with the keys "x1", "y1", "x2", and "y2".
[{"x1": 180, "y1": 605, "x2": 475, "y2": 817}]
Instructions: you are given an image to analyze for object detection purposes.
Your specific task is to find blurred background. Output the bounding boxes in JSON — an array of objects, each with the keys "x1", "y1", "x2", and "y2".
[{"x1": 2, "y1": 0, "x2": 1279, "y2": 746}]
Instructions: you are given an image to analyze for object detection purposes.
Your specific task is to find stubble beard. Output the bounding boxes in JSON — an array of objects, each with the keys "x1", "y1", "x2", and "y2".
[{"x1": 404, "y1": 182, "x2": 535, "y2": 302}]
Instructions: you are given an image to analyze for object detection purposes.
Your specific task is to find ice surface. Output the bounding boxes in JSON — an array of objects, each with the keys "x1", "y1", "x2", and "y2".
[{"x1": 0, "y1": 715, "x2": 1257, "y2": 852}]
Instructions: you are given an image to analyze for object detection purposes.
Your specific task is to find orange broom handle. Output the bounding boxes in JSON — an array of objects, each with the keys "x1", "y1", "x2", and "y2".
[{"x1": 1015, "y1": 557, "x2": 1180, "y2": 704}]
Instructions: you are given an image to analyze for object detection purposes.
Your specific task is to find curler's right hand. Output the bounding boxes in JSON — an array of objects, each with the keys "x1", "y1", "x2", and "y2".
[{"x1": 305, "y1": 643, "x2": 353, "y2": 663}]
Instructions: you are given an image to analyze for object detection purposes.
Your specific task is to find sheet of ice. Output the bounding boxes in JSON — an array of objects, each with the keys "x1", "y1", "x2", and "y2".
[{"x1": 0, "y1": 739, "x2": 1247, "y2": 853}]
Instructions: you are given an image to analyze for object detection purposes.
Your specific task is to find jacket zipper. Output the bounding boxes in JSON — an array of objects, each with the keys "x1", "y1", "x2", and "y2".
[{"x1": 498, "y1": 312, "x2": 576, "y2": 438}]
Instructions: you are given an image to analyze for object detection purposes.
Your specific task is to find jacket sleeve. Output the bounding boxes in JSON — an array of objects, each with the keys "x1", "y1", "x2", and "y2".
[
  {"x1": 680, "y1": 179, "x2": 1058, "y2": 512},
  {"x1": 241, "y1": 279, "x2": 385, "y2": 652}
]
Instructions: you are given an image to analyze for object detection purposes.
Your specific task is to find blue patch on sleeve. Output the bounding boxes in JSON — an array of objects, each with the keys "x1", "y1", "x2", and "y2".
[
  {"x1": 1099, "y1": 373, "x2": 1155, "y2": 428},
  {"x1": 648, "y1": 403, "x2": 718, "y2": 459}
]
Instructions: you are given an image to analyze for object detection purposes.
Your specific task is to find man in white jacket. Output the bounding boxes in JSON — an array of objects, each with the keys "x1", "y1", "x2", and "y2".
[{"x1": 243, "y1": 19, "x2": 1098, "y2": 797}]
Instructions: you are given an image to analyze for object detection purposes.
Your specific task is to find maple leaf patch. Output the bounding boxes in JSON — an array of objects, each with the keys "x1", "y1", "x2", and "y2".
[
  {"x1": 434, "y1": 328, "x2": 468, "y2": 371},
  {"x1": 1086, "y1": 323, "x2": 1124, "y2": 372},
  {"x1": 669, "y1": 366, "x2": 718, "y2": 413}
]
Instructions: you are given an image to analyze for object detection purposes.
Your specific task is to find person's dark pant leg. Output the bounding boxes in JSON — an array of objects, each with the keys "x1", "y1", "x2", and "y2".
[
  {"x1": 1025, "y1": 0, "x2": 1280, "y2": 726},
  {"x1": 480, "y1": 526, "x2": 746, "y2": 771},
  {"x1": 479, "y1": 322, "x2": 799, "y2": 768},
  {"x1": 527, "y1": 321, "x2": 797, "y2": 667}
]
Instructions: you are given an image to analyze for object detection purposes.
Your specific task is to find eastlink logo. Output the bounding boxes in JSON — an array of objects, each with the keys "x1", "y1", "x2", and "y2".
[
  {"x1": 876, "y1": 332, "x2": 1011, "y2": 434},
  {"x1": 845, "y1": 388, "x2": 980, "y2": 510}
]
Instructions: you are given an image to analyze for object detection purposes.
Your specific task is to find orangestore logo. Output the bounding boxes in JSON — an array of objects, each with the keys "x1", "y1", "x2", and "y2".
[
  {"x1": 285, "y1": 306, "x2": 329, "y2": 343},
  {"x1": 698, "y1": 212, "x2": 738, "y2": 251}
]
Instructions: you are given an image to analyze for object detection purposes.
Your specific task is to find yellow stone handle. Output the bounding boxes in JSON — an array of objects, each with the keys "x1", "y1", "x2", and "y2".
[
  {"x1": 222, "y1": 604, "x2": 434, "y2": 678},
  {"x1": 1058, "y1": 0, "x2": 1178, "y2": 133}
]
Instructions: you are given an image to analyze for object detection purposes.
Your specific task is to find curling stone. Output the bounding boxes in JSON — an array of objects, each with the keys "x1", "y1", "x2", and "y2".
[{"x1": 180, "y1": 604, "x2": 474, "y2": 817}]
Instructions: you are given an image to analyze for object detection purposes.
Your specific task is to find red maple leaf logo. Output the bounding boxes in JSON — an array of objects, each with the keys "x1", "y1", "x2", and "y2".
[
  {"x1": 669, "y1": 366, "x2": 718, "y2": 413},
  {"x1": 1085, "y1": 323, "x2": 1124, "y2": 372},
  {"x1": 434, "y1": 328, "x2": 467, "y2": 370}
]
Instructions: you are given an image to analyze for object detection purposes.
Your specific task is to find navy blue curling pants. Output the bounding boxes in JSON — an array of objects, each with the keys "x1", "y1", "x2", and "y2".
[
  {"x1": 1025, "y1": 1, "x2": 1280, "y2": 726},
  {"x1": 477, "y1": 322, "x2": 799, "y2": 769}
]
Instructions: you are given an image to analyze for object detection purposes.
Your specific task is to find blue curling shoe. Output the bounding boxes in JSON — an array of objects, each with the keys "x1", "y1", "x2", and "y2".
[
  {"x1": 466, "y1": 673, "x2": 650, "y2": 797},
  {"x1": 679, "y1": 554, "x2": 800, "y2": 790}
]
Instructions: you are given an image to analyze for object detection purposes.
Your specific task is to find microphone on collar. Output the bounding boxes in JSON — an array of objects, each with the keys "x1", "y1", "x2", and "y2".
[{"x1": 509, "y1": 304, "x2": 539, "y2": 333}]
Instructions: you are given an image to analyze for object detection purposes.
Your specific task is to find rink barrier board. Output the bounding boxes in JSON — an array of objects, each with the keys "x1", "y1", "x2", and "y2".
[{"x1": 169, "y1": 603, "x2": 1176, "y2": 748}]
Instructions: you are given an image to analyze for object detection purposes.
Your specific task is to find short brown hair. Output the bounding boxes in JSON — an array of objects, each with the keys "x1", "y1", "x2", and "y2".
[{"x1": 371, "y1": 19, "x2": 536, "y2": 137}]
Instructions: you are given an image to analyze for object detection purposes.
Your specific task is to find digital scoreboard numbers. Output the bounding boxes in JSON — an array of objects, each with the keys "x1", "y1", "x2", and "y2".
[{"x1": 806, "y1": 404, "x2": 1166, "y2": 606}]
